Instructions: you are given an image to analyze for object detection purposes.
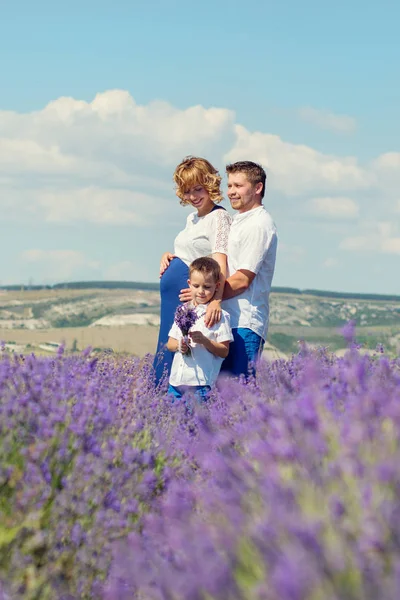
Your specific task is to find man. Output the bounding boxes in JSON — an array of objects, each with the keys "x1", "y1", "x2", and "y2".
[{"x1": 220, "y1": 160, "x2": 277, "y2": 377}]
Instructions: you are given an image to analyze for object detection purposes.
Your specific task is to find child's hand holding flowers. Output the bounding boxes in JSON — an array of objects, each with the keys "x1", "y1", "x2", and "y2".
[{"x1": 174, "y1": 304, "x2": 199, "y2": 357}]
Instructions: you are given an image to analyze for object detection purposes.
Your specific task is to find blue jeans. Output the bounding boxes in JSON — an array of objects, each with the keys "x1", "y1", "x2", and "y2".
[
  {"x1": 167, "y1": 384, "x2": 211, "y2": 403},
  {"x1": 221, "y1": 328, "x2": 264, "y2": 378}
]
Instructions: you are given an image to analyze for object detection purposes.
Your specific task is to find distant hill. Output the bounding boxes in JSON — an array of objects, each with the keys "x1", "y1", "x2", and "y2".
[
  {"x1": 0, "y1": 285, "x2": 398, "y2": 357},
  {"x1": 1, "y1": 281, "x2": 399, "y2": 302},
  {"x1": 0, "y1": 281, "x2": 160, "y2": 292}
]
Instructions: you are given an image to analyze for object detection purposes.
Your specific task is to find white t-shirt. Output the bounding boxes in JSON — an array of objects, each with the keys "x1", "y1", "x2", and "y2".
[
  {"x1": 223, "y1": 206, "x2": 277, "y2": 340},
  {"x1": 174, "y1": 208, "x2": 232, "y2": 266},
  {"x1": 168, "y1": 304, "x2": 233, "y2": 387}
]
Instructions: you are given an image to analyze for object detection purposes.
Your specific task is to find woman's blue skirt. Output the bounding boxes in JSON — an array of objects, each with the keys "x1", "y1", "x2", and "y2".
[{"x1": 153, "y1": 257, "x2": 189, "y2": 386}]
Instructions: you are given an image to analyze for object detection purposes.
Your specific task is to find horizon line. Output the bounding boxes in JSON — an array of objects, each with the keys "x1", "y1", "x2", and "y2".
[{"x1": 1, "y1": 281, "x2": 399, "y2": 303}]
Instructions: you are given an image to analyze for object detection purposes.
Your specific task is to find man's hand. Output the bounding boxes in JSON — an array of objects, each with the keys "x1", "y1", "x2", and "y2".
[
  {"x1": 179, "y1": 287, "x2": 192, "y2": 302},
  {"x1": 160, "y1": 252, "x2": 176, "y2": 277},
  {"x1": 204, "y1": 299, "x2": 222, "y2": 328}
]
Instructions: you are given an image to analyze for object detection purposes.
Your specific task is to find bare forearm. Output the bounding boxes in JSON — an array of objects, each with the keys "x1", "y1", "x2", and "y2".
[
  {"x1": 223, "y1": 273, "x2": 250, "y2": 300},
  {"x1": 222, "y1": 269, "x2": 255, "y2": 300},
  {"x1": 201, "y1": 338, "x2": 229, "y2": 359},
  {"x1": 213, "y1": 273, "x2": 226, "y2": 302},
  {"x1": 166, "y1": 338, "x2": 179, "y2": 352},
  {"x1": 211, "y1": 253, "x2": 227, "y2": 302}
]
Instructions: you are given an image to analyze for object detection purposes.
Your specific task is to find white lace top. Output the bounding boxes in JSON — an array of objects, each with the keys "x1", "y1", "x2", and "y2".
[{"x1": 174, "y1": 208, "x2": 232, "y2": 266}]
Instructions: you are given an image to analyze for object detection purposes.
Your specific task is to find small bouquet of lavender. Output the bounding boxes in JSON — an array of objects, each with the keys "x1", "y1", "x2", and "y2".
[{"x1": 174, "y1": 303, "x2": 198, "y2": 356}]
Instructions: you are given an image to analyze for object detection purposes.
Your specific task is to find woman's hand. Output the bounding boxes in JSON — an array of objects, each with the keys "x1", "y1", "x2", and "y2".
[
  {"x1": 160, "y1": 252, "x2": 176, "y2": 277},
  {"x1": 204, "y1": 300, "x2": 222, "y2": 328}
]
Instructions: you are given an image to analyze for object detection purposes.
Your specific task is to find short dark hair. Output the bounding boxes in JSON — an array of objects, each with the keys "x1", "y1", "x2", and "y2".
[
  {"x1": 226, "y1": 161, "x2": 267, "y2": 199},
  {"x1": 189, "y1": 256, "x2": 221, "y2": 283}
]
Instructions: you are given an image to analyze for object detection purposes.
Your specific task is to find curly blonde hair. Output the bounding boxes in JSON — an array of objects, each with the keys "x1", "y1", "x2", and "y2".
[{"x1": 173, "y1": 156, "x2": 223, "y2": 206}]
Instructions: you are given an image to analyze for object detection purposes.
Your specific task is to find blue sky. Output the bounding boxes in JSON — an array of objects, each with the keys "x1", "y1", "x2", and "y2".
[{"x1": 0, "y1": 0, "x2": 399, "y2": 294}]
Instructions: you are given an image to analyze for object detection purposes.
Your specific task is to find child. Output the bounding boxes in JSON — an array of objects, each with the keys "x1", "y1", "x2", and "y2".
[{"x1": 167, "y1": 256, "x2": 233, "y2": 402}]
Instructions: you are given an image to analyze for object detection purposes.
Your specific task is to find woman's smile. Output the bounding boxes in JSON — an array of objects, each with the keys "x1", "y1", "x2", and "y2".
[{"x1": 184, "y1": 185, "x2": 214, "y2": 216}]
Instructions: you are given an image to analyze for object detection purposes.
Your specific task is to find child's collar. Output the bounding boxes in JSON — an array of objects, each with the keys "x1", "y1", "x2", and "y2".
[{"x1": 192, "y1": 302, "x2": 208, "y2": 313}]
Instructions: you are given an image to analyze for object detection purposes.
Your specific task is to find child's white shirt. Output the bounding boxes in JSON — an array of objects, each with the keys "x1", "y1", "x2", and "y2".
[{"x1": 168, "y1": 303, "x2": 233, "y2": 387}]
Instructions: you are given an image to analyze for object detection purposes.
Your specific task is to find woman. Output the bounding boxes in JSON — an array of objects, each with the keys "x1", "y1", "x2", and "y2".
[{"x1": 153, "y1": 156, "x2": 231, "y2": 386}]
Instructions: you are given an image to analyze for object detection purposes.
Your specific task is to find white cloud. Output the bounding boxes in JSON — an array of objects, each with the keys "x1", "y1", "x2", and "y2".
[
  {"x1": 323, "y1": 258, "x2": 338, "y2": 268},
  {"x1": 0, "y1": 89, "x2": 398, "y2": 234},
  {"x1": 0, "y1": 90, "x2": 236, "y2": 226},
  {"x1": 18, "y1": 251, "x2": 158, "y2": 284},
  {"x1": 340, "y1": 221, "x2": 400, "y2": 255},
  {"x1": 278, "y1": 242, "x2": 306, "y2": 264},
  {"x1": 373, "y1": 152, "x2": 400, "y2": 170},
  {"x1": 103, "y1": 260, "x2": 156, "y2": 283},
  {"x1": 0, "y1": 91, "x2": 235, "y2": 175},
  {"x1": 103, "y1": 261, "x2": 136, "y2": 280},
  {"x1": 0, "y1": 186, "x2": 167, "y2": 225},
  {"x1": 224, "y1": 125, "x2": 371, "y2": 196},
  {"x1": 371, "y1": 152, "x2": 400, "y2": 199},
  {"x1": 340, "y1": 237, "x2": 368, "y2": 251},
  {"x1": 0, "y1": 138, "x2": 76, "y2": 174},
  {"x1": 298, "y1": 107, "x2": 357, "y2": 133},
  {"x1": 37, "y1": 187, "x2": 162, "y2": 225},
  {"x1": 21, "y1": 249, "x2": 100, "y2": 280},
  {"x1": 381, "y1": 238, "x2": 400, "y2": 254},
  {"x1": 307, "y1": 196, "x2": 359, "y2": 219}
]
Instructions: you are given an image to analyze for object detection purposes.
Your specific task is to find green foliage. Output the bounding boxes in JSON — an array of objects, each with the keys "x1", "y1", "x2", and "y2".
[
  {"x1": 51, "y1": 313, "x2": 93, "y2": 328},
  {"x1": 268, "y1": 332, "x2": 299, "y2": 353}
]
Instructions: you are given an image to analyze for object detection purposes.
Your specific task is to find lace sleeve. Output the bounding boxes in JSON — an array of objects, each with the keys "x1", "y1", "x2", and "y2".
[{"x1": 210, "y1": 209, "x2": 232, "y2": 254}]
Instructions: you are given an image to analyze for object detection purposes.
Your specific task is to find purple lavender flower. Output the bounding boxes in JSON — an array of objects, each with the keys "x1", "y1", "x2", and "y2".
[
  {"x1": 174, "y1": 303, "x2": 198, "y2": 336},
  {"x1": 2, "y1": 335, "x2": 400, "y2": 599},
  {"x1": 174, "y1": 303, "x2": 199, "y2": 356},
  {"x1": 340, "y1": 319, "x2": 357, "y2": 345}
]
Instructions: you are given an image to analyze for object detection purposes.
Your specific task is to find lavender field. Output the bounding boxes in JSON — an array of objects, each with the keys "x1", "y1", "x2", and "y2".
[{"x1": 1, "y1": 331, "x2": 400, "y2": 599}]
